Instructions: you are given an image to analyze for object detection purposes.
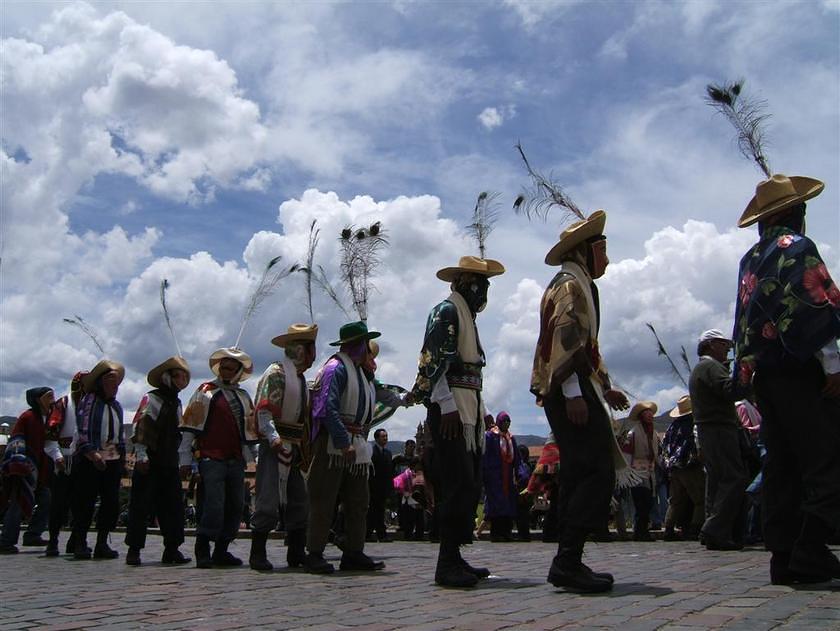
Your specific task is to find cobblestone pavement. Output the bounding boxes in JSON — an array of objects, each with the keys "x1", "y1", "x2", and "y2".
[{"x1": 1, "y1": 535, "x2": 838, "y2": 630}]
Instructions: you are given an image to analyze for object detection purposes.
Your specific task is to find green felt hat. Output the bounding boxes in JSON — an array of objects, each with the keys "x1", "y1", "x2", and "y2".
[{"x1": 329, "y1": 321, "x2": 381, "y2": 346}]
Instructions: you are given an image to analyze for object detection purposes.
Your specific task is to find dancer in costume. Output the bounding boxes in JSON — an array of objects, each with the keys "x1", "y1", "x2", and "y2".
[
  {"x1": 249, "y1": 323, "x2": 318, "y2": 571},
  {"x1": 305, "y1": 321, "x2": 386, "y2": 574},
  {"x1": 413, "y1": 254, "x2": 504, "y2": 588},
  {"x1": 621, "y1": 402, "x2": 660, "y2": 542},
  {"x1": 72, "y1": 360, "x2": 126, "y2": 560},
  {"x1": 126, "y1": 356, "x2": 192, "y2": 566}
]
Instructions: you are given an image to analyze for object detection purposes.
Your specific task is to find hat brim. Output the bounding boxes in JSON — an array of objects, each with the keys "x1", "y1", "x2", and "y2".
[
  {"x1": 628, "y1": 401, "x2": 657, "y2": 421},
  {"x1": 209, "y1": 348, "x2": 254, "y2": 380},
  {"x1": 436, "y1": 259, "x2": 505, "y2": 282},
  {"x1": 669, "y1": 405, "x2": 692, "y2": 418},
  {"x1": 329, "y1": 330, "x2": 381, "y2": 347},
  {"x1": 81, "y1": 360, "x2": 126, "y2": 393},
  {"x1": 545, "y1": 210, "x2": 607, "y2": 266},
  {"x1": 271, "y1": 332, "x2": 318, "y2": 348},
  {"x1": 739, "y1": 177, "x2": 824, "y2": 228},
  {"x1": 147, "y1": 357, "x2": 191, "y2": 389}
]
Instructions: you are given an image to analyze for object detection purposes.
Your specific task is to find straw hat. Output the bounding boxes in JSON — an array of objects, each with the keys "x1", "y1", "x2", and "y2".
[
  {"x1": 738, "y1": 174, "x2": 824, "y2": 228},
  {"x1": 669, "y1": 395, "x2": 692, "y2": 418},
  {"x1": 369, "y1": 340, "x2": 380, "y2": 358},
  {"x1": 628, "y1": 400, "x2": 657, "y2": 421},
  {"x1": 82, "y1": 359, "x2": 125, "y2": 393},
  {"x1": 147, "y1": 356, "x2": 191, "y2": 389},
  {"x1": 329, "y1": 321, "x2": 381, "y2": 347},
  {"x1": 209, "y1": 347, "x2": 254, "y2": 380},
  {"x1": 436, "y1": 255, "x2": 505, "y2": 282},
  {"x1": 272, "y1": 323, "x2": 318, "y2": 348},
  {"x1": 545, "y1": 210, "x2": 607, "y2": 266}
]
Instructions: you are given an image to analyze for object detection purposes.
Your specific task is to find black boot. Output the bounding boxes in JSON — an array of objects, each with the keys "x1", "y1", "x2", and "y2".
[
  {"x1": 286, "y1": 529, "x2": 306, "y2": 568},
  {"x1": 162, "y1": 546, "x2": 191, "y2": 565},
  {"x1": 249, "y1": 532, "x2": 273, "y2": 571},
  {"x1": 45, "y1": 536, "x2": 59, "y2": 557},
  {"x1": 547, "y1": 528, "x2": 612, "y2": 593},
  {"x1": 771, "y1": 549, "x2": 831, "y2": 585},
  {"x1": 456, "y1": 547, "x2": 490, "y2": 579},
  {"x1": 93, "y1": 532, "x2": 119, "y2": 559},
  {"x1": 195, "y1": 534, "x2": 212, "y2": 569},
  {"x1": 73, "y1": 533, "x2": 91, "y2": 560},
  {"x1": 212, "y1": 539, "x2": 243, "y2": 567},
  {"x1": 434, "y1": 540, "x2": 477, "y2": 588},
  {"x1": 126, "y1": 547, "x2": 142, "y2": 566},
  {"x1": 304, "y1": 551, "x2": 335, "y2": 574}
]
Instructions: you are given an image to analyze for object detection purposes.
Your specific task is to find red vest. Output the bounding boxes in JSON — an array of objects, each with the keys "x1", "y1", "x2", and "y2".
[{"x1": 197, "y1": 393, "x2": 243, "y2": 461}]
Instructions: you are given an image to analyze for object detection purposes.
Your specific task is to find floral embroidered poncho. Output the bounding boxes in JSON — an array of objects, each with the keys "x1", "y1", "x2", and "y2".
[{"x1": 734, "y1": 226, "x2": 840, "y2": 385}]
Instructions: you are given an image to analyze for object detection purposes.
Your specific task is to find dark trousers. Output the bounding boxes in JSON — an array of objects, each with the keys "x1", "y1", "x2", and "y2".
[
  {"x1": 426, "y1": 403, "x2": 481, "y2": 550},
  {"x1": 664, "y1": 465, "x2": 705, "y2": 532},
  {"x1": 401, "y1": 503, "x2": 425, "y2": 539},
  {"x1": 125, "y1": 464, "x2": 185, "y2": 550},
  {"x1": 543, "y1": 383, "x2": 615, "y2": 534},
  {"x1": 0, "y1": 484, "x2": 50, "y2": 547},
  {"x1": 366, "y1": 489, "x2": 389, "y2": 539},
  {"x1": 696, "y1": 424, "x2": 748, "y2": 542},
  {"x1": 49, "y1": 470, "x2": 73, "y2": 541},
  {"x1": 631, "y1": 483, "x2": 654, "y2": 534},
  {"x1": 196, "y1": 458, "x2": 245, "y2": 543},
  {"x1": 756, "y1": 364, "x2": 840, "y2": 552},
  {"x1": 72, "y1": 456, "x2": 121, "y2": 542},
  {"x1": 251, "y1": 441, "x2": 308, "y2": 534}
]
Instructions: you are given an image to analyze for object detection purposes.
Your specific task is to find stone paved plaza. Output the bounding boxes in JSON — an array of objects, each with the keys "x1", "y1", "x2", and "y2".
[{"x1": 1, "y1": 536, "x2": 838, "y2": 630}]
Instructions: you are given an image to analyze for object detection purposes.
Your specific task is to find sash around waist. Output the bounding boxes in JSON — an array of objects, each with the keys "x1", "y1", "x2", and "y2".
[{"x1": 446, "y1": 363, "x2": 483, "y2": 391}]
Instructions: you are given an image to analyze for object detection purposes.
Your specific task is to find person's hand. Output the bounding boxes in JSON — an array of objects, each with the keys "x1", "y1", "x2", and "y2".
[
  {"x1": 440, "y1": 411, "x2": 463, "y2": 440},
  {"x1": 566, "y1": 397, "x2": 589, "y2": 426},
  {"x1": 604, "y1": 389, "x2": 630, "y2": 411},
  {"x1": 342, "y1": 444, "x2": 356, "y2": 464},
  {"x1": 87, "y1": 451, "x2": 106, "y2": 471},
  {"x1": 270, "y1": 438, "x2": 286, "y2": 455},
  {"x1": 822, "y1": 372, "x2": 840, "y2": 399},
  {"x1": 402, "y1": 392, "x2": 415, "y2": 407},
  {"x1": 135, "y1": 460, "x2": 150, "y2": 474},
  {"x1": 55, "y1": 457, "x2": 66, "y2": 473},
  {"x1": 179, "y1": 465, "x2": 193, "y2": 480}
]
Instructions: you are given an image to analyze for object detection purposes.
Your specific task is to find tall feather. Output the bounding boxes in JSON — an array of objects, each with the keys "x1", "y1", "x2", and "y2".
[
  {"x1": 680, "y1": 345, "x2": 693, "y2": 376},
  {"x1": 63, "y1": 315, "x2": 106, "y2": 355},
  {"x1": 234, "y1": 255, "x2": 300, "y2": 348},
  {"x1": 705, "y1": 80, "x2": 772, "y2": 177},
  {"x1": 159, "y1": 279, "x2": 182, "y2": 357},
  {"x1": 645, "y1": 322, "x2": 688, "y2": 388},
  {"x1": 339, "y1": 222, "x2": 389, "y2": 323},
  {"x1": 513, "y1": 141, "x2": 586, "y2": 222},
  {"x1": 466, "y1": 191, "x2": 500, "y2": 259},
  {"x1": 313, "y1": 264, "x2": 352, "y2": 319},
  {"x1": 300, "y1": 219, "x2": 320, "y2": 323}
]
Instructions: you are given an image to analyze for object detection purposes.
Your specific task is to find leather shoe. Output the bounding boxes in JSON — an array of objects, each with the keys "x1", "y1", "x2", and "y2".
[
  {"x1": 162, "y1": 548, "x2": 192, "y2": 565},
  {"x1": 93, "y1": 543, "x2": 119, "y2": 559},
  {"x1": 581, "y1": 562, "x2": 614, "y2": 584},
  {"x1": 305, "y1": 552, "x2": 335, "y2": 574},
  {"x1": 0, "y1": 545, "x2": 19, "y2": 554},
  {"x1": 126, "y1": 548, "x2": 142, "y2": 566},
  {"x1": 789, "y1": 543, "x2": 840, "y2": 579},
  {"x1": 212, "y1": 550, "x2": 243, "y2": 567},
  {"x1": 339, "y1": 551, "x2": 385, "y2": 571},
  {"x1": 704, "y1": 536, "x2": 743, "y2": 551},
  {"x1": 22, "y1": 535, "x2": 49, "y2": 547},
  {"x1": 548, "y1": 564, "x2": 613, "y2": 593},
  {"x1": 435, "y1": 566, "x2": 478, "y2": 588},
  {"x1": 459, "y1": 558, "x2": 490, "y2": 579},
  {"x1": 45, "y1": 543, "x2": 60, "y2": 557}
]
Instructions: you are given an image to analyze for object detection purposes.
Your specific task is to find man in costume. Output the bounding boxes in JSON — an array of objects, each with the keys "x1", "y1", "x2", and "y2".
[
  {"x1": 367, "y1": 428, "x2": 394, "y2": 542},
  {"x1": 249, "y1": 324, "x2": 318, "y2": 571},
  {"x1": 72, "y1": 360, "x2": 126, "y2": 560},
  {"x1": 689, "y1": 329, "x2": 748, "y2": 551},
  {"x1": 181, "y1": 347, "x2": 257, "y2": 568},
  {"x1": 126, "y1": 356, "x2": 192, "y2": 566},
  {"x1": 45, "y1": 372, "x2": 85, "y2": 557},
  {"x1": 482, "y1": 410, "x2": 522, "y2": 542},
  {"x1": 530, "y1": 211, "x2": 631, "y2": 593},
  {"x1": 621, "y1": 402, "x2": 659, "y2": 542},
  {"x1": 0, "y1": 387, "x2": 57, "y2": 553},
  {"x1": 732, "y1": 173, "x2": 840, "y2": 584},
  {"x1": 305, "y1": 321, "x2": 385, "y2": 574},
  {"x1": 661, "y1": 396, "x2": 705, "y2": 541},
  {"x1": 413, "y1": 255, "x2": 503, "y2": 588}
]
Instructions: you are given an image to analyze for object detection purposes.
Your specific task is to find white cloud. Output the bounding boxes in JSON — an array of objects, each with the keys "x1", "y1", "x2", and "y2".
[
  {"x1": 503, "y1": 0, "x2": 584, "y2": 29},
  {"x1": 477, "y1": 105, "x2": 516, "y2": 130}
]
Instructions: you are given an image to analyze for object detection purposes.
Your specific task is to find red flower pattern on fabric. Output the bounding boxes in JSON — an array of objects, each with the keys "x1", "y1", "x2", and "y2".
[
  {"x1": 739, "y1": 271, "x2": 758, "y2": 306},
  {"x1": 776, "y1": 234, "x2": 795, "y2": 249},
  {"x1": 802, "y1": 264, "x2": 840, "y2": 306},
  {"x1": 738, "y1": 360, "x2": 754, "y2": 386},
  {"x1": 761, "y1": 322, "x2": 778, "y2": 340}
]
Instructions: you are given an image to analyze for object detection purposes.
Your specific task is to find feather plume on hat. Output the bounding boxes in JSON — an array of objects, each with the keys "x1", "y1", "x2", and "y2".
[
  {"x1": 338, "y1": 221, "x2": 388, "y2": 323},
  {"x1": 466, "y1": 191, "x2": 500, "y2": 259},
  {"x1": 234, "y1": 255, "x2": 300, "y2": 349},
  {"x1": 645, "y1": 322, "x2": 689, "y2": 388},
  {"x1": 63, "y1": 315, "x2": 106, "y2": 355},
  {"x1": 298, "y1": 219, "x2": 351, "y2": 321},
  {"x1": 512, "y1": 141, "x2": 586, "y2": 224},
  {"x1": 705, "y1": 79, "x2": 772, "y2": 177}
]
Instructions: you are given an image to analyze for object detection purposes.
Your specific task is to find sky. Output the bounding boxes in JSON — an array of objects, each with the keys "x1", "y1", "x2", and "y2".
[{"x1": 1, "y1": 1, "x2": 838, "y2": 440}]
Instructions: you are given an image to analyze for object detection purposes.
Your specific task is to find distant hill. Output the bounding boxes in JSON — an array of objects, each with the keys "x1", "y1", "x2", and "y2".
[{"x1": 0, "y1": 415, "x2": 16, "y2": 427}]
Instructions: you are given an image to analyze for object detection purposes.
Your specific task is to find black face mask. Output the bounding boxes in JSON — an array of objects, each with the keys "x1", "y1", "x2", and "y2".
[{"x1": 455, "y1": 275, "x2": 490, "y2": 313}]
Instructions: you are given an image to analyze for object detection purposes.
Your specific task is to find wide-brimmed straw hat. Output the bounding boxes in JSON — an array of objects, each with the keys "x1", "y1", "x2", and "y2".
[
  {"x1": 669, "y1": 395, "x2": 692, "y2": 418},
  {"x1": 436, "y1": 255, "x2": 505, "y2": 282},
  {"x1": 628, "y1": 400, "x2": 657, "y2": 421},
  {"x1": 369, "y1": 340, "x2": 380, "y2": 359},
  {"x1": 738, "y1": 174, "x2": 824, "y2": 228},
  {"x1": 82, "y1": 359, "x2": 125, "y2": 393},
  {"x1": 209, "y1": 347, "x2": 254, "y2": 380},
  {"x1": 272, "y1": 323, "x2": 318, "y2": 348},
  {"x1": 329, "y1": 321, "x2": 381, "y2": 347},
  {"x1": 545, "y1": 210, "x2": 607, "y2": 266},
  {"x1": 147, "y1": 356, "x2": 191, "y2": 388}
]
